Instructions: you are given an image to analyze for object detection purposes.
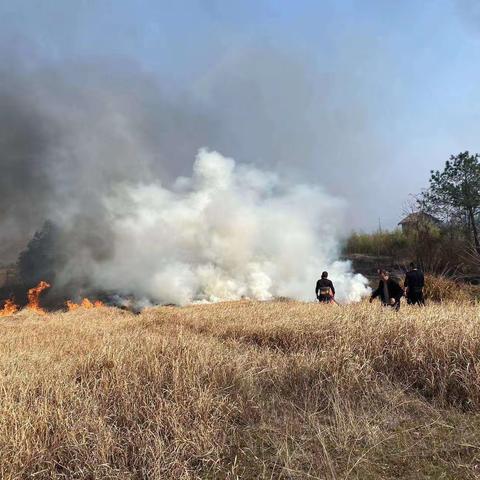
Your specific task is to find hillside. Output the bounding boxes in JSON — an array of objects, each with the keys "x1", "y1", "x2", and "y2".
[{"x1": 1, "y1": 301, "x2": 480, "y2": 479}]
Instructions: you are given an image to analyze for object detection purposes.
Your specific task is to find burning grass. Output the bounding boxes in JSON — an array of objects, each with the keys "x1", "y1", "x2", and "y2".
[
  {"x1": 1, "y1": 281, "x2": 105, "y2": 316},
  {"x1": 0, "y1": 280, "x2": 51, "y2": 317},
  {"x1": 66, "y1": 298, "x2": 105, "y2": 311},
  {"x1": 1, "y1": 300, "x2": 480, "y2": 478},
  {"x1": 0, "y1": 298, "x2": 18, "y2": 317},
  {"x1": 26, "y1": 280, "x2": 51, "y2": 315}
]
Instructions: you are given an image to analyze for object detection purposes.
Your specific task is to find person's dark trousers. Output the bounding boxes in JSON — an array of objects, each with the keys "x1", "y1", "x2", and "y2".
[
  {"x1": 318, "y1": 295, "x2": 332, "y2": 303},
  {"x1": 407, "y1": 290, "x2": 425, "y2": 306}
]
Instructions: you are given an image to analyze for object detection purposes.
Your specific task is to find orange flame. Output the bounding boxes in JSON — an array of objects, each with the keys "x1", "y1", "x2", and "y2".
[
  {"x1": 0, "y1": 299, "x2": 19, "y2": 317},
  {"x1": 66, "y1": 300, "x2": 80, "y2": 311},
  {"x1": 27, "y1": 281, "x2": 51, "y2": 315},
  {"x1": 82, "y1": 298, "x2": 95, "y2": 309},
  {"x1": 67, "y1": 298, "x2": 104, "y2": 311}
]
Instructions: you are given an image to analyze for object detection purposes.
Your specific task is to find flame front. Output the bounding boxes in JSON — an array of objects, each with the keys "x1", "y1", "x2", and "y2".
[
  {"x1": 67, "y1": 298, "x2": 104, "y2": 311},
  {"x1": 2, "y1": 284, "x2": 104, "y2": 316},
  {"x1": 66, "y1": 300, "x2": 80, "y2": 311},
  {"x1": 27, "y1": 281, "x2": 51, "y2": 315},
  {"x1": 0, "y1": 299, "x2": 19, "y2": 317}
]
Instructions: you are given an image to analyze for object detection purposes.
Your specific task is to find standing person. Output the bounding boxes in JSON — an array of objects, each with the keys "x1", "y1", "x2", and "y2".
[
  {"x1": 404, "y1": 262, "x2": 425, "y2": 305},
  {"x1": 315, "y1": 271, "x2": 335, "y2": 303},
  {"x1": 369, "y1": 270, "x2": 403, "y2": 311}
]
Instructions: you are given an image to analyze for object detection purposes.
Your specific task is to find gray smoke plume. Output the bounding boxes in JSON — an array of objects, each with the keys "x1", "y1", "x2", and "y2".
[
  {"x1": 1, "y1": 56, "x2": 370, "y2": 303},
  {"x1": 0, "y1": 59, "x2": 214, "y2": 261}
]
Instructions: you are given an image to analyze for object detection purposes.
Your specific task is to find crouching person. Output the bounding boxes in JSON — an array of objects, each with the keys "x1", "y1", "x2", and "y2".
[
  {"x1": 369, "y1": 269, "x2": 403, "y2": 311},
  {"x1": 316, "y1": 271, "x2": 335, "y2": 303}
]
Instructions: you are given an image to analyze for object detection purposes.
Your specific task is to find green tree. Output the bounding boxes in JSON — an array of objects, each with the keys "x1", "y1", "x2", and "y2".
[
  {"x1": 17, "y1": 220, "x2": 60, "y2": 287},
  {"x1": 421, "y1": 151, "x2": 480, "y2": 254}
]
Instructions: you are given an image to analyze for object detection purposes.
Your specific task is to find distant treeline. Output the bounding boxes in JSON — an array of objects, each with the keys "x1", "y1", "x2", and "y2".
[
  {"x1": 345, "y1": 151, "x2": 480, "y2": 278},
  {"x1": 343, "y1": 226, "x2": 473, "y2": 276}
]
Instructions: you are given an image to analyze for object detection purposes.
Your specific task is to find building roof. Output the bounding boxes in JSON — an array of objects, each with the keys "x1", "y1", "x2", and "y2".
[{"x1": 398, "y1": 212, "x2": 442, "y2": 226}]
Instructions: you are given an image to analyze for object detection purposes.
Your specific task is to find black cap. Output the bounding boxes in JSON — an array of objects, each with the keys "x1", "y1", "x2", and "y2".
[{"x1": 321, "y1": 271, "x2": 328, "y2": 278}]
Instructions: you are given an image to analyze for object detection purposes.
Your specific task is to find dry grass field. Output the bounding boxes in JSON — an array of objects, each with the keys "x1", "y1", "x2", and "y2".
[{"x1": 1, "y1": 300, "x2": 480, "y2": 479}]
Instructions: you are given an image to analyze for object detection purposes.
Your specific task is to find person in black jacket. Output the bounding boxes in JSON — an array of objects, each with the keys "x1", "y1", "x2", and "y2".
[
  {"x1": 404, "y1": 262, "x2": 425, "y2": 305},
  {"x1": 315, "y1": 271, "x2": 335, "y2": 303},
  {"x1": 369, "y1": 269, "x2": 403, "y2": 311}
]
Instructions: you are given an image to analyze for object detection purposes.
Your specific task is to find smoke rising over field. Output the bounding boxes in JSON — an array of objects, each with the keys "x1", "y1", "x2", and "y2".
[
  {"x1": 93, "y1": 149, "x2": 369, "y2": 304},
  {"x1": 0, "y1": 60, "x2": 369, "y2": 304}
]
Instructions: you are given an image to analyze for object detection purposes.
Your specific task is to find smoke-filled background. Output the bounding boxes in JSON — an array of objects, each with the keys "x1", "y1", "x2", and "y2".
[
  {"x1": 1, "y1": 0, "x2": 480, "y2": 303},
  {"x1": 0, "y1": 60, "x2": 371, "y2": 303}
]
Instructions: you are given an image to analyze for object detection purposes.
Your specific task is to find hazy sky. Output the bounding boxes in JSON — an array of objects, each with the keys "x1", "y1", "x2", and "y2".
[{"x1": 1, "y1": 0, "x2": 480, "y2": 230}]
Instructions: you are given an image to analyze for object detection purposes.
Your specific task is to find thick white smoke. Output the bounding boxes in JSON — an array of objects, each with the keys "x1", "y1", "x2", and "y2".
[{"x1": 91, "y1": 149, "x2": 369, "y2": 305}]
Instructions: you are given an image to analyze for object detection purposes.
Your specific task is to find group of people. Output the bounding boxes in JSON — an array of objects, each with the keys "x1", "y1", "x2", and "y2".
[{"x1": 315, "y1": 263, "x2": 425, "y2": 310}]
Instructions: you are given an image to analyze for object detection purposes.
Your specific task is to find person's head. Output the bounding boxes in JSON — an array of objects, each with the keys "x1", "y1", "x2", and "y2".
[
  {"x1": 378, "y1": 269, "x2": 389, "y2": 281},
  {"x1": 321, "y1": 271, "x2": 328, "y2": 279},
  {"x1": 409, "y1": 262, "x2": 416, "y2": 270}
]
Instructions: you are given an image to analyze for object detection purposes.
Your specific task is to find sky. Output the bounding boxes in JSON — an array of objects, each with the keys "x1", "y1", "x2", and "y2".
[{"x1": 1, "y1": 0, "x2": 480, "y2": 231}]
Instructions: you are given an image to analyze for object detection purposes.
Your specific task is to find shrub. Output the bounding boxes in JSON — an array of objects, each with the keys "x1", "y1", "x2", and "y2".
[
  {"x1": 424, "y1": 274, "x2": 476, "y2": 302},
  {"x1": 345, "y1": 229, "x2": 408, "y2": 258}
]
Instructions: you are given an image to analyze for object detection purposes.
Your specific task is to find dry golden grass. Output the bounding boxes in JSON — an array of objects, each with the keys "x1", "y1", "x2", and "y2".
[
  {"x1": 1, "y1": 300, "x2": 480, "y2": 479},
  {"x1": 423, "y1": 274, "x2": 478, "y2": 302}
]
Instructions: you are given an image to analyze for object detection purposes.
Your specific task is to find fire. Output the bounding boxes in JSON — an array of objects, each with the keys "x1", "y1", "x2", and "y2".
[
  {"x1": 66, "y1": 298, "x2": 104, "y2": 311},
  {"x1": 0, "y1": 299, "x2": 19, "y2": 317},
  {"x1": 66, "y1": 300, "x2": 80, "y2": 311},
  {"x1": 27, "y1": 281, "x2": 51, "y2": 315}
]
